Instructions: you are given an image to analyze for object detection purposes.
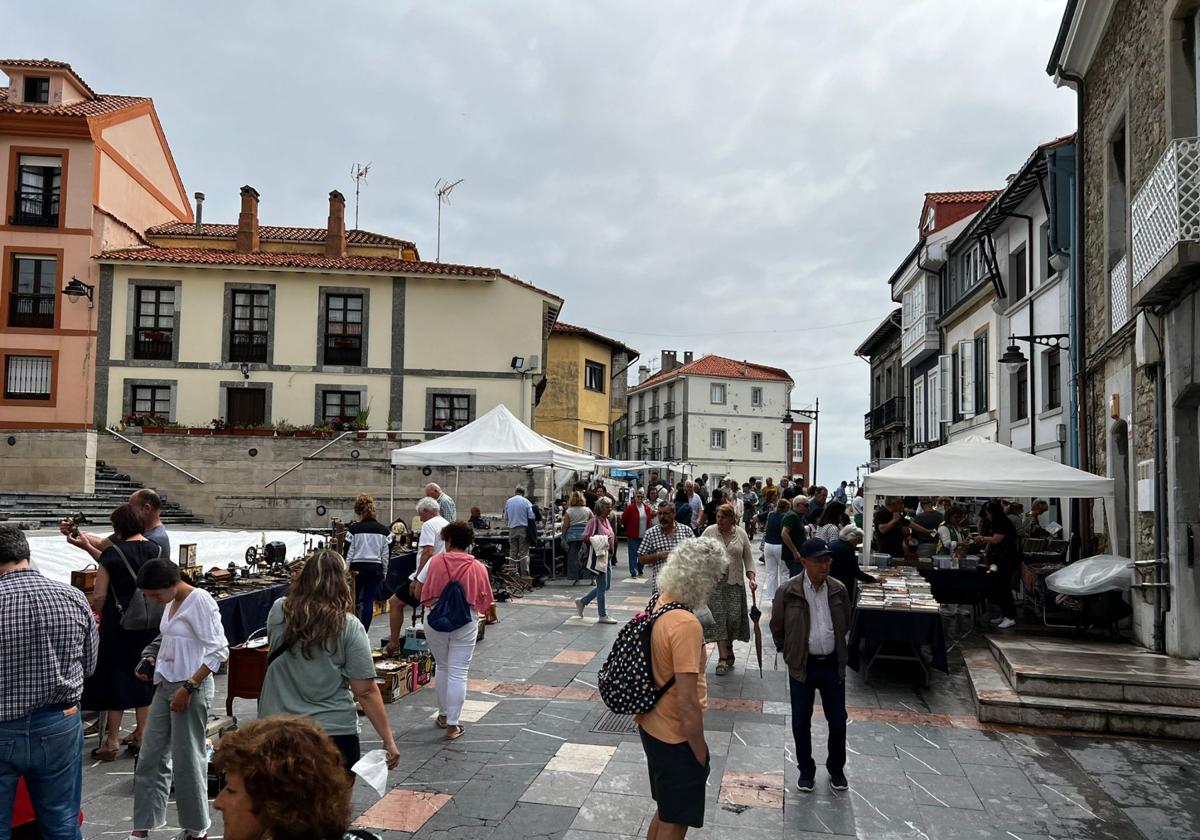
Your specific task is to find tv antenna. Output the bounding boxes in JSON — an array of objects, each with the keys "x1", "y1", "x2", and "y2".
[
  {"x1": 434, "y1": 178, "x2": 464, "y2": 262},
  {"x1": 350, "y1": 162, "x2": 372, "y2": 229}
]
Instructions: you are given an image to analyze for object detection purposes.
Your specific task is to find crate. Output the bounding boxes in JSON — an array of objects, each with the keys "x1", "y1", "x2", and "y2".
[{"x1": 376, "y1": 666, "x2": 409, "y2": 703}]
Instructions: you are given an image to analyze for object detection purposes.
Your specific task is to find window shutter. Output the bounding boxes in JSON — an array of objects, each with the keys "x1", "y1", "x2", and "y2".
[
  {"x1": 939, "y1": 354, "x2": 953, "y2": 422},
  {"x1": 927, "y1": 369, "x2": 939, "y2": 437},
  {"x1": 958, "y1": 340, "x2": 975, "y2": 417},
  {"x1": 912, "y1": 378, "x2": 925, "y2": 442}
]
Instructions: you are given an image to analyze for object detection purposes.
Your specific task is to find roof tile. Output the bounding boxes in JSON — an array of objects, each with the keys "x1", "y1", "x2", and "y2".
[
  {"x1": 0, "y1": 58, "x2": 97, "y2": 97},
  {"x1": 146, "y1": 221, "x2": 415, "y2": 250},
  {"x1": 924, "y1": 190, "x2": 1002, "y2": 205},
  {"x1": 631, "y1": 354, "x2": 792, "y2": 391},
  {"x1": 552, "y1": 321, "x2": 637, "y2": 357},
  {"x1": 0, "y1": 86, "x2": 147, "y2": 117}
]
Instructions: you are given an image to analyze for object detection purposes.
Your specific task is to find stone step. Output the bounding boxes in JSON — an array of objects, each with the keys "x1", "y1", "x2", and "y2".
[
  {"x1": 964, "y1": 642, "x2": 1200, "y2": 740},
  {"x1": 986, "y1": 635, "x2": 1200, "y2": 707}
]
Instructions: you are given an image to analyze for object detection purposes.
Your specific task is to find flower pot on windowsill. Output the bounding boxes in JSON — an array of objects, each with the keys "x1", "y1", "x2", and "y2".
[
  {"x1": 142, "y1": 427, "x2": 164, "y2": 434},
  {"x1": 239, "y1": 428, "x2": 274, "y2": 437},
  {"x1": 386, "y1": 432, "x2": 398, "y2": 441},
  {"x1": 356, "y1": 430, "x2": 368, "y2": 440},
  {"x1": 162, "y1": 427, "x2": 187, "y2": 435},
  {"x1": 186, "y1": 428, "x2": 212, "y2": 436}
]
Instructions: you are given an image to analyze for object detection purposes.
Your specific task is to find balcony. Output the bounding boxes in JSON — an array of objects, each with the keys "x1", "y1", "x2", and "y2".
[
  {"x1": 134, "y1": 328, "x2": 174, "y2": 360},
  {"x1": 865, "y1": 396, "x2": 905, "y2": 439},
  {"x1": 663, "y1": 446, "x2": 675, "y2": 460},
  {"x1": 633, "y1": 409, "x2": 645, "y2": 425},
  {"x1": 663, "y1": 401, "x2": 676, "y2": 418},
  {"x1": 649, "y1": 405, "x2": 659, "y2": 422},
  {"x1": 900, "y1": 312, "x2": 939, "y2": 367},
  {"x1": 324, "y1": 337, "x2": 362, "y2": 366},
  {"x1": 229, "y1": 333, "x2": 268, "y2": 363},
  {"x1": 11, "y1": 190, "x2": 59, "y2": 227},
  {"x1": 7, "y1": 293, "x2": 54, "y2": 328},
  {"x1": 1110, "y1": 255, "x2": 1130, "y2": 333},
  {"x1": 1131, "y1": 136, "x2": 1200, "y2": 307}
]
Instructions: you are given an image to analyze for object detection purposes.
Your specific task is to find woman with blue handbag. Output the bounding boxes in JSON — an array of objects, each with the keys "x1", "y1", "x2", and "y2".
[{"x1": 414, "y1": 521, "x2": 494, "y2": 740}]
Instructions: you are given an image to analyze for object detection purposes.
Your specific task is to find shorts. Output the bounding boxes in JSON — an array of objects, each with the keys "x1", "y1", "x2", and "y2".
[{"x1": 639, "y1": 726, "x2": 710, "y2": 828}]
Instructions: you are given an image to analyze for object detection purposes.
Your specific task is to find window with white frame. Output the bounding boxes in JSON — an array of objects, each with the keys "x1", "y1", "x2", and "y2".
[
  {"x1": 926, "y1": 369, "x2": 939, "y2": 440},
  {"x1": 912, "y1": 377, "x2": 925, "y2": 443},
  {"x1": 751, "y1": 386, "x2": 763, "y2": 407},
  {"x1": 751, "y1": 431, "x2": 762, "y2": 451},
  {"x1": 584, "y1": 360, "x2": 606, "y2": 392},
  {"x1": 792, "y1": 430, "x2": 804, "y2": 462},
  {"x1": 957, "y1": 339, "x2": 975, "y2": 417},
  {"x1": 710, "y1": 428, "x2": 726, "y2": 450},
  {"x1": 710, "y1": 383, "x2": 726, "y2": 404}
]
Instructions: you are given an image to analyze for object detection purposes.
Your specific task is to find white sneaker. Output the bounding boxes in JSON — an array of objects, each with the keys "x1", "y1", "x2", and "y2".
[
  {"x1": 598, "y1": 615, "x2": 618, "y2": 624},
  {"x1": 996, "y1": 617, "x2": 1016, "y2": 629},
  {"x1": 171, "y1": 832, "x2": 208, "y2": 840},
  {"x1": 574, "y1": 599, "x2": 585, "y2": 618}
]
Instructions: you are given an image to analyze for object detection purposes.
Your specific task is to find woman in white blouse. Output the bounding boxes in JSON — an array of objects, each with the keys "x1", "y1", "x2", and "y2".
[{"x1": 129, "y1": 560, "x2": 229, "y2": 840}]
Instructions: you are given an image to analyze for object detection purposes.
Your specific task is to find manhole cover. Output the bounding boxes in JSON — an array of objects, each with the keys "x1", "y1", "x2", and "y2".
[{"x1": 591, "y1": 711, "x2": 638, "y2": 734}]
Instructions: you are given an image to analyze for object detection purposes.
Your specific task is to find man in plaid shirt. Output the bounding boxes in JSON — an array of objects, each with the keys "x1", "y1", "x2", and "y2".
[
  {"x1": 637, "y1": 501, "x2": 696, "y2": 592},
  {"x1": 0, "y1": 527, "x2": 98, "y2": 840}
]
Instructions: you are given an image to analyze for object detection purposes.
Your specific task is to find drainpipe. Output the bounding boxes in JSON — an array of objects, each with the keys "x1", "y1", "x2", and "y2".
[
  {"x1": 1057, "y1": 66, "x2": 1089, "y2": 556},
  {"x1": 1011, "y1": 212, "x2": 1037, "y2": 457}
]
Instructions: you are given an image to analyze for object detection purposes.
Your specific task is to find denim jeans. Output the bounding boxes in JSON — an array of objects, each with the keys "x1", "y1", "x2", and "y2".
[
  {"x1": 788, "y1": 658, "x2": 847, "y2": 777},
  {"x1": 0, "y1": 706, "x2": 84, "y2": 840},
  {"x1": 354, "y1": 567, "x2": 383, "y2": 631},
  {"x1": 580, "y1": 568, "x2": 610, "y2": 616},
  {"x1": 626, "y1": 537, "x2": 642, "y2": 576}
]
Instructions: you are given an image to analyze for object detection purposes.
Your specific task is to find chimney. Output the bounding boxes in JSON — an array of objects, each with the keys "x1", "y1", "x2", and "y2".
[
  {"x1": 661, "y1": 350, "x2": 677, "y2": 372},
  {"x1": 638, "y1": 364, "x2": 651, "y2": 384},
  {"x1": 683, "y1": 351, "x2": 693, "y2": 364},
  {"x1": 325, "y1": 190, "x2": 347, "y2": 258},
  {"x1": 193, "y1": 192, "x2": 205, "y2": 234},
  {"x1": 236, "y1": 186, "x2": 260, "y2": 253}
]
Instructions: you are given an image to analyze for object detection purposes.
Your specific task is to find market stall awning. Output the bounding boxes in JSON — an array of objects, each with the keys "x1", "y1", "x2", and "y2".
[
  {"x1": 594, "y1": 459, "x2": 695, "y2": 475},
  {"x1": 390, "y1": 404, "x2": 595, "y2": 471}
]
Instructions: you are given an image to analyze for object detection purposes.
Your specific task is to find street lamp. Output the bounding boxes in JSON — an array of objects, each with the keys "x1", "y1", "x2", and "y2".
[
  {"x1": 1001, "y1": 333, "x2": 1070, "y2": 375},
  {"x1": 62, "y1": 277, "x2": 95, "y2": 308},
  {"x1": 781, "y1": 397, "x2": 819, "y2": 486}
]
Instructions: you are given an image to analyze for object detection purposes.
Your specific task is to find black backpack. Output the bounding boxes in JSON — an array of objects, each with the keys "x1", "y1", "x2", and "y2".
[{"x1": 598, "y1": 597, "x2": 690, "y2": 715}]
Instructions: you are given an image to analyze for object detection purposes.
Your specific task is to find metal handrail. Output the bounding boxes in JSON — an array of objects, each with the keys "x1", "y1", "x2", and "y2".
[
  {"x1": 104, "y1": 428, "x2": 206, "y2": 484},
  {"x1": 264, "y1": 430, "x2": 356, "y2": 488}
]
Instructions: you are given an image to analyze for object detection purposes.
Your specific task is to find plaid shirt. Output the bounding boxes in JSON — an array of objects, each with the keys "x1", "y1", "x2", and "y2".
[
  {"x1": 0, "y1": 568, "x2": 98, "y2": 720},
  {"x1": 638, "y1": 523, "x2": 695, "y2": 593}
]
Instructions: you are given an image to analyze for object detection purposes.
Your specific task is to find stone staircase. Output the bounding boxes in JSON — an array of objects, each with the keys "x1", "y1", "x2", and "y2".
[
  {"x1": 964, "y1": 634, "x2": 1200, "y2": 739},
  {"x1": 0, "y1": 461, "x2": 205, "y2": 529}
]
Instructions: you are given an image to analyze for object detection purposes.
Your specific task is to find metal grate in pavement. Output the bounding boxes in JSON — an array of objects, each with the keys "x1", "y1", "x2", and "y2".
[{"x1": 591, "y1": 710, "x2": 638, "y2": 734}]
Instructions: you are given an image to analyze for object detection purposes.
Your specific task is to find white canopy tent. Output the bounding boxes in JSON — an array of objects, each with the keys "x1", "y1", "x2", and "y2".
[
  {"x1": 861, "y1": 436, "x2": 1117, "y2": 555},
  {"x1": 594, "y1": 459, "x2": 695, "y2": 476}
]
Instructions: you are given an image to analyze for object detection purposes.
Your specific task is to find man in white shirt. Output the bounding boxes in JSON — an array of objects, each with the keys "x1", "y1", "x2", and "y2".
[
  {"x1": 415, "y1": 496, "x2": 449, "y2": 576},
  {"x1": 504, "y1": 487, "x2": 535, "y2": 577},
  {"x1": 768, "y1": 538, "x2": 852, "y2": 795}
]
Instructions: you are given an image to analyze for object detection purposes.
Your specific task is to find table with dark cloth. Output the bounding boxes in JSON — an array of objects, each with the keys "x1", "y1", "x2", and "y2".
[
  {"x1": 214, "y1": 582, "x2": 289, "y2": 646},
  {"x1": 473, "y1": 531, "x2": 562, "y2": 578},
  {"x1": 918, "y1": 568, "x2": 989, "y2": 606},
  {"x1": 383, "y1": 549, "x2": 420, "y2": 607},
  {"x1": 849, "y1": 607, "x2": 949, "y2": 685}
]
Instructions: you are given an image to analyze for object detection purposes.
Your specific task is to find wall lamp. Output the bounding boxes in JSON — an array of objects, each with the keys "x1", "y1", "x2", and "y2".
[
  {"x1": 510, "y1": 355, "x2": 526, "y2": 370},
  {"x1": 62, "y1": 277, "x2": 95, "y2": 308},
  {"x1": 1000, "y1": 333, "x2": 1070, "y2": 375},
  {"x1": 239, "y1": 363, "x2": 250, "y2": 380}
]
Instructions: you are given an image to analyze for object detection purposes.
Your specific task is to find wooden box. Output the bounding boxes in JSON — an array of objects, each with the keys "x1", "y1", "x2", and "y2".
[
  {"x1": 225, "y1": 644, "x2": 270, "y2": 716},
  {"x1": 71, "y1": 565, "x2": 97, "y2": 594}
]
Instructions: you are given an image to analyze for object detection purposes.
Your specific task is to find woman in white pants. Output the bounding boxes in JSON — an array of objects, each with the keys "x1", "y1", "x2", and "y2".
[
  {"x1": 414, "y1": 521, "x2": 495, "y2": 740},
  {"x1": 761, "y1": 498, "x2": 790, "y2": 599}
]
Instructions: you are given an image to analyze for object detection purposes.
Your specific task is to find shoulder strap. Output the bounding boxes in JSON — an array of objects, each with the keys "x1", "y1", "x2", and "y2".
[
  {"x1": 107, "y1": 542, "x2": 139, "y2": 616},
  {"x1": 267, "y1": 639, "x2": 292, "y2": 665}
]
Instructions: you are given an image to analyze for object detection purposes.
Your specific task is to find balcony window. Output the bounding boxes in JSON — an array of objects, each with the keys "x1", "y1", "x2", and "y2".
[
  {"x1": 912, "y1": 377, "x2": 925, "y2": 442},
  {"x1": 1046, "y1": 348, "x2": 1062, "y2": 410},
  {"x1": 710, "y1": 383, "x2": 726, "y2": 404},
  {"x1": 792, "y1": 430, "x2": 804, "y2": 462},
  {"x1": 322, "y1": 390, "x2": 361, "y2": 426},
  {"x1": 13, "y1": 155, "x2": 61, "y2": 227},
  {"x1": 651, "y1": 431, "x2": 660, "y2": 455},
  {"x1": 134, "y1": 287, "x2": 175, "y2": 360},
  {"x1": 130, "y1": 384, "x2": 171, "y2": 418},
  {"x1": 429, "y1": 393, "x2": 471, "y2": 431},
  {"x1": 584, "y1": 360, "x2": 605, "y2": 392},
  {"x1": 1008, "y1": 245, "x2": 1027, "y2": 302},
  {"x1": 229, "y1": 290, "x2": 269, "y2": 363},
  {"x1": 8, "y1": 254, "x2": 56, "y2": 328},
  {"x1": 1012, "y1": 364, "x2": 1028, "y2": 422},
  {"x1": 4, "y1": 354, "x2": 51, "y2": 400},
  {"x1": 324, "y1": 294, "x2": 363, "y2": 366},
  {"x1": 751, "y1": 431, "x2": 762, "y2": 452},
  {"x1": 666, "y1": 428, "x2": 675, "y2": 458},
  {"x1": 23, "y1": 77, "x2": 50, "y2": 104},
  {"x1": 710, "y1": 428, "x2": 726, "y2": 450}
]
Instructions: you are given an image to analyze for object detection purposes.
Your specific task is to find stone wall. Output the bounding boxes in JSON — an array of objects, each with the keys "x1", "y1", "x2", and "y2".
[
  {"x1": 96, "y1": 432, "x2": 549, "y2": 529},
  {"x1": 0, "y1": 431, "x2": 96, "y2": 494}
]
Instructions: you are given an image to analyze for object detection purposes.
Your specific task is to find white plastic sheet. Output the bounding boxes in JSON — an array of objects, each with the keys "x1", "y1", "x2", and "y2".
[
  {"x1": 1045, "y1": 554, "x2": 1133, "y2": 596},
  {"x1": 351, "y1": 749, "x2": 390, "y2": 797}
]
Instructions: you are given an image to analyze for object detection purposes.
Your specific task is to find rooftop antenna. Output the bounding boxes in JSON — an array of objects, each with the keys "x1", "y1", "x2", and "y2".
[
  {"x1": 434, "y1": 178, "x2": 464, "y2": 263},
  {"x1": 350, "y1": 162, "x2": 371, "y2": 229}
]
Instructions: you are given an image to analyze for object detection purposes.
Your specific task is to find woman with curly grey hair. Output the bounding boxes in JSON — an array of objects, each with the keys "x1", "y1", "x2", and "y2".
[
  {"x1": 636, "y1": 536, "x2": 728, "y2": 836},
  {"x1": 701, "y1": 503, "x2": 756, "y2": 675}
]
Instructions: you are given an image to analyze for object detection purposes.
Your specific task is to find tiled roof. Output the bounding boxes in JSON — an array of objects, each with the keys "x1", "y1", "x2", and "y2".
[
  {"x1": 0, "y1": 58, "x2": 97, "y2": 97},
  {"x1": 631, "y1": 354, "x2": 792, "y2": 392},
  {"x1": 146, "y1": 221, "x2": 415, "y2": 250},
  {"x1": 552, "y1": 321, "x2": 638, "y2": 358},
  {"x1": 924, "y1": 190, "x2": 1002, "y2": 204},
  {"x1": 0, "y1": 86, "x2": 147, "y2": 117},
  {"x1": 95, "y1": 247, "x2": 563, "y2": 301}
]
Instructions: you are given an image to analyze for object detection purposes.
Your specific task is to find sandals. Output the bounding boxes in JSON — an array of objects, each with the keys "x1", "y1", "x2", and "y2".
[
  {"x1": 445, "y1": 725, "x2": 466, "y2": 741},
  {"x1": 715, "y1": 660, "x2": 730, "y2": 676},
  {"x1": 435, "y1": 714, "x2": 448, "y2": 729},
  {"x1": 91, "y1": 744, "x2": 119, "y2": 761}
]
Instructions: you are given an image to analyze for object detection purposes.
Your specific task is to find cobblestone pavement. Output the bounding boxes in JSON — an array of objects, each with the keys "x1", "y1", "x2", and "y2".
[{"x1": 78, "y1": 550, "x2": 1200, "y2": 839}]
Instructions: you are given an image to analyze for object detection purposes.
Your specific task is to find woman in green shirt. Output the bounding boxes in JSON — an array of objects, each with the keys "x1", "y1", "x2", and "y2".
[{"x1": 258, "y1": 550, "x2": 400, "y2": 771}]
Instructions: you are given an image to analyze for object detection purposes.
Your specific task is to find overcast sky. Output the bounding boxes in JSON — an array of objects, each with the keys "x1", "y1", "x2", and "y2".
[{"x1": 7, "y1": 0, "x2": 1074, "y2": 486}]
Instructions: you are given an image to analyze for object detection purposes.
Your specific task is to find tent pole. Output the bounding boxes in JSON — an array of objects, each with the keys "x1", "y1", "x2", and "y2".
[
  {"x1": 455, "y1": 466, "x2": 460, "y2": 500},
  {"x1": 389, "y1": 466, "x2": 395, "y2": 524},
  {"x1": 862, "y1": 491, "x2": 876, "y2": 566}
]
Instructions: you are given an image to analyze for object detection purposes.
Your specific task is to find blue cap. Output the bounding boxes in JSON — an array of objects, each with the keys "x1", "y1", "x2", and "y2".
[{"x1": 800, "y1": 537, "x2": 832, "y2": 558}]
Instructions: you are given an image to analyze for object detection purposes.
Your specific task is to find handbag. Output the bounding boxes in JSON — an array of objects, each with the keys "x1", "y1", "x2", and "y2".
[{"x1": 109, "y1": 542, "x2": 165, "y2": 632}]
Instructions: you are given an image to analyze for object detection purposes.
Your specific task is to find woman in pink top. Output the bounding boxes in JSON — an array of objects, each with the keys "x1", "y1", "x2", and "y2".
[
  {"x1": 415, "y1": 521, "x2": 494, "y2": 740},
  {"x1": 574, "y1": 497, "x2": 618, "y2": 624}
]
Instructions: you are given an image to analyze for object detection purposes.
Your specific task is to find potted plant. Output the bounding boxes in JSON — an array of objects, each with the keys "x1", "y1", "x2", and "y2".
[
  {"x1": 162, "y1": 421, "x2": 187, "y2": 435},
  {"x1": 387, "y1": 417, "x2": 399, "y2": 442},
  {"x1": 138, "y1": 414, "x2": 169, "y2": 434},
  {"x1": 208, "y1": 418, "x2": 230, "y2": 436},
  {"x1": 237, "y1": 423, "x2": 274, "y2": 437},
  {"x1": 274, "y1": 419, "x2": 296, "y2": 438},
  {"x1": 354, "y1": 407, "x2": 371, "y2": 440}
]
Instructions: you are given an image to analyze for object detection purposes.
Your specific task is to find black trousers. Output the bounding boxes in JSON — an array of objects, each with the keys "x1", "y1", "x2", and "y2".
[{"x1": 788, "y1": 656, "x2": 847, "y2": 777}]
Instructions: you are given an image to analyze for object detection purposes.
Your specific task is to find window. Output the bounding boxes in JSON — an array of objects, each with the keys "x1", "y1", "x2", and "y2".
[
  {"x1": 324, "y1": 294, "x2": 363, "y2": 366},
  {"x1": 1041, "y1": 221, "x2": 1052, "y2": 282},
  {"x1": 23, "y1": 77, "x2": 50, "y2": 104},
  {"x1": 710, "y1": 428, "x2": 726, "y2": 450},
  {"x1": 651, "y1": 430, "x2": 660, "y2": 457},
  {"x1": 584, "y1": 360, "x2": 605, "y2": 392},
  {"x1": 1012, "y1": 365, "x2": 1029, "y2": 421},
  {"x1": 584, "y1": 428, "x2": 605, "y2": 455},
  {"x1": 926, "y1": 369, "x2": 939, "y2": 439},
  {"x1": 134, "y1": 287, "x2": 175, "y2": 360},
  {"x1": 429, "y1": 393, "x2": 471, "y2": 431},
  {"x1": 792, "y1": 430, "x2": 804, "y2": 462},
  {"x1": 974, "y1": 331, "x2": 989, "y2": 413},
  {"x1": 666, "y1": 427, "x2": 676, "y2": 459},
  {"x1": 13, "y1": 154, "x2": 61, "y2": 227},
  {"x1": 1106, "y1": 116, "x2": 1130, "y2": 333},
  {"x1": 322, "y1": 390, "x2": 361, "y2": 426},
  {"x1": 1008, "y1": 245, "x2": 1027, "y2": 302},
  {"x1": 130, "y1": 384, "x2": 170, "y2": 418},
  {"x1": 1046, "y1": 348, "x2": 1062, "y2": 409},
  {"x1": 751, "y1": 431, "x2": 763, "y2": 452},
  {"x1": 710, "y1": 383, "x2": 726, "y2": 404},
  {"x1": 229, "y1": 290, "x2": 269, "y2": 363},
  {"x1": 8, "y1": 254, "x2": 56, "y2": 328},
  {"x1": 957, "y1": 340, "x2": 975, "y2": 417},
  {"x1": 751, "y1": 387, "x2": 763, "y2": 407},
  {"x1": 912, "y1": 377, "x2": 925, "y2": 443},
  {"x1": 4, "y1": 355, "x2": 51, "y2": 400}
]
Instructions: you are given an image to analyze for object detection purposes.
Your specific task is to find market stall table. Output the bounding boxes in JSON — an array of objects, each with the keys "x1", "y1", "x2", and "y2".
[
  {"x1": 850, "y1": 609, "x2": 948, "y2": 686},
  {"x1": 212, "y1": 580, "x2": 290, "y2": 646}
]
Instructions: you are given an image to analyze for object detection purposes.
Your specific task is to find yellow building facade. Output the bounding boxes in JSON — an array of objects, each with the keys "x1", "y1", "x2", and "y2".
[{"x1": 536, "y1": 322, "x2": 636, "y2": 457}]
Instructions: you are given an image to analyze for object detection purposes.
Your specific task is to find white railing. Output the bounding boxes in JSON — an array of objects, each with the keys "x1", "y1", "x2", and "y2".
[
  {"x1": 901, "y1": 313, "x2": 935, "y2": 354},
  {"x1": 1110, "y1": 255, "x2": 1130, "y2": 333},
  {"x1": 1131, "y1": 136, "x2": 1200, "y2": 287}
]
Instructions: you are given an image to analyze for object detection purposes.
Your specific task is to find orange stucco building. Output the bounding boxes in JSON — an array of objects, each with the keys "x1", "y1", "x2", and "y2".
[{"x1": 0, "y1": 59, "x2": 191, "y2": 429}]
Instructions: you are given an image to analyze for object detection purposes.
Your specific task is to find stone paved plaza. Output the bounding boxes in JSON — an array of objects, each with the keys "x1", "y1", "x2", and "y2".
[{"x1": 78, "y1": 556, "x2": 1200, "y2": 840}]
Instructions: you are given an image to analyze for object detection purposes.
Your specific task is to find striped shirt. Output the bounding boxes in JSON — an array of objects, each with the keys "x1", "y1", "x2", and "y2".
[{"x1": 0, "y1": 568, "x2": 98, "y2": 720}]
